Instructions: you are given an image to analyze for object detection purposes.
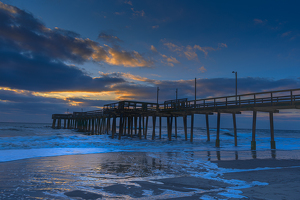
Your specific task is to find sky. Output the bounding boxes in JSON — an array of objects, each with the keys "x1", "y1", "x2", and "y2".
[{"x1": 1, "y1": 0, "x2": 300, "y2": 129}]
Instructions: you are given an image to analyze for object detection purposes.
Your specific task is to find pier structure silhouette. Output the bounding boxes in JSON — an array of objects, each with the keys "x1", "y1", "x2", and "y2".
[{"x1": 52, "y1": 88, "x2": 300, "y2": 150}]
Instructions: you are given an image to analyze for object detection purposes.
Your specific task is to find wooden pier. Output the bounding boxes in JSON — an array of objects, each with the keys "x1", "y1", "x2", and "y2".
[{"x1": 52, "y1": 88, "x2": 300, "y2": 150}]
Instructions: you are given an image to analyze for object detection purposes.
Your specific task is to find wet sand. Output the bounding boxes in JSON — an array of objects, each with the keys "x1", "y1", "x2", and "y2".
[
  {"x1": 215, "y1": 159, "x2": 300, "y2": 200},
  {"x1": 0, "y1": 151, "x2": 300, "y2": 199}
]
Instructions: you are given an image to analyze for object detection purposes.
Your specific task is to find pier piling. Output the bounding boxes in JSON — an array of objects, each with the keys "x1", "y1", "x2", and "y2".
[
  {"x1": 190, "y1": 114, "x2": 194, "y2": 142},
  {"x1": 216, "y1": 112, "x2": 220, "y2": 147},
  {"x1": 206, "y1": 113, "x2": 210, "y2": 141},
  {"x1": 152, "y1": 115, "x2": 156, "y2": 140},
  {"x1": 270, "y1": 111, "x2": 276, "y2": 149},
  {"x1": 232, "y1": 113, "x2": 237, "y2": 146},
  {"x1": 251, "y1": 111, "x2": 257, "y2": 150}
]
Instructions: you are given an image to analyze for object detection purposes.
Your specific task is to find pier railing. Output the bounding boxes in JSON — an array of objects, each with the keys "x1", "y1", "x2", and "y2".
[
  {"x1": 53, "y1": 88, "x2": 300, "y2": 117},
  {"x1": 103, "y1": 101, "x2": 158, "y2": 111},
  {"x1": 161, "y1": 88, "x2": 300, "y2": 111}
]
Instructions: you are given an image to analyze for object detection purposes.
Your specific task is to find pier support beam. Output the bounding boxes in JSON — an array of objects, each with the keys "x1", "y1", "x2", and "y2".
[
  {"x1": 112, "y1": 115, "x2": 116, "y2": 138},
  {"x1": 99, "y1": 118, "x2": 102, "y2": 134},
  {"x1": 174, "y1": 116, "x2": 177, "y2": 139},
  {"x1": 206, "y1": 114, "x2": 210, "y2": 141},
  {"x1": 119, "y1": 115, "x2": 123, "y2": 140},
  {"x1": 95, "y1": 118, "x2": 98, "y2": 134},
  {"x1": 85, "y1": 119, "x2": 88, "y2": 132},
  {"x1": 58, "y1": 119, "x2": 61, "y2": 129},
  {"x1": 124, "y1": 117, "x2": 127, "y2": 135},
  {"x1": 152, "y1": 115, "x2": 156, "y2": 140},
  {"x1": 270, "y1": 111, "x2": 276, "y2": 149},
  {"x1": 159, "y1": 116, "x2": 162, "y2": 139},
  {"x1": 92, "y1": 118, "x2": 95, "y2": 134},
  {"x1": 134, "y1": 116, "x2": 137, "y2": 135},
  {"x1": 190, "y1": 114, "x2": 194, "y2": 142},
  {"x1": 52, "y1": 119, "x2": 56, "y2": 129},
  {"x1": 128, "y1": 116, "x2": 131, "y2": 136},
  {"x1": 167, "y1": 116, "x2": 173, "y2": 141},
  {"x1": 107, "y1": 116, "x2": 110, "y2": 134},
  {"x1": 145, "y1": 116, "x2": 148, "y2": 139},
  {"x1": 216, "y1": 112, "x2": 220, "y2": 147},
  {"x1": 130, "y1": 116, "x2": 133, "y2": 137},
  {"x1": 251, "y1": 111, "x2": 257, "y2": 150},
  {"x1": 142, "y1": 115, "x2": 145, "y2": 136},
  {"x1": 232, "y1": 113, "x2": 237, "y2": 146},
  {"x1": 139, "y1": 115, "x2": 142, "y2": 139},
  {"x1": 183, "y1": 115, "x2": 187, "y2": 141},
  {"x1": 170, "y1": 116, "x2": 173, "y2": 141}
]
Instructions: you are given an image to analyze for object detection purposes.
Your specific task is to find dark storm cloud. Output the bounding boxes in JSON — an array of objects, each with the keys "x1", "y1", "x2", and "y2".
[
  {"x1": 0, "y1": 3, "x2": 99, "y2": 64},
  {"x1": 0, "y1": 2, "x2": 156, "y2": 92},
  {"x1": 0, "y1": 2, "x2": 152, "y2": 81},
  {"x1": 0, "y1": 50, "x2": 125, "y2": 92}
]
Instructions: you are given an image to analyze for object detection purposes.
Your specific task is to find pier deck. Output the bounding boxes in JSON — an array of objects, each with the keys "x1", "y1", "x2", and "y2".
[{"x1": 52, "y1": 88, "x2": 300, "y2": 150}]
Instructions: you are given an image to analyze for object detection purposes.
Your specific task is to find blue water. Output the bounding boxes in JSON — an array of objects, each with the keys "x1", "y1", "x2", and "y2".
[
  {"x1": 0, "y1": 122, "x2": 300, "y2": 199},
  {"x1": 0, "y1": 122, "x2": 300, "y2": 162}
]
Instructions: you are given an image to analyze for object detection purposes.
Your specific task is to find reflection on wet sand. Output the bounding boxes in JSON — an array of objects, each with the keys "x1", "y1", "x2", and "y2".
[{"x1": 0, "y1": 149, "x2": 297, "y2": 199}]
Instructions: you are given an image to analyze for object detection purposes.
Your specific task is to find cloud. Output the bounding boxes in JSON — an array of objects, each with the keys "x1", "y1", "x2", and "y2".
[
  {"x1": 114, "y1": 12, "x2": 125, "y2": 15},
  {"x1": 0, "y1": 2, "x2": 151, "y2": 68},
  {"x1": 163, "y1": 42, "x2": 183, "y2": 52},
  {"x1": 124, "y1": 0, "x2": 132, "y2": 6},
  {"x1": 281, "y1": 31, "x2": 292, "y2": 37},
  {"x1": 184, "y1": 45, "x2": 198, "y2": 60},
  {"x1": 0, "y1": 50, "x2": 127, "y2": 92},
  {"x1": 166, "y1": 56, "x2": 180, "y2": 64},
  {"x1": 131, "y1": 8, "x2": 145, "y2": 17},
  {"x1": 150, "y1": 45, "x2": 158, "y2": 53},
  {"x1": 218, "y1": 43, "x2": 228, "y2": 48},
  {"x1": 104, "y1": 46, "x2": 153, "y2": 67},
  {"x1": 98, "y1": 32, "x2": 123, "y2": 44},
  {"x1": 162, "y1": 40, "x2": 227, "y2": 60},
  {"x1": 160, "y1": 54, "x2": 180, "y2": 67},
  {"x1": 253, "y1": 18, "x2": 267, "y2": 24},
  {"x1": 199, "y1": 66, "x2": 207, "y2": 73},
  {"x1": 152, "y1": 25, "x2": 159, "y2": 29},
  {"x1": 0, "y1": 2, "x2": 18, "y2": 14}
]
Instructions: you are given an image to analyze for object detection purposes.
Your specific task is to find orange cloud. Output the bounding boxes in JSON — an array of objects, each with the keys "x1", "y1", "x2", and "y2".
[
  {"x1": 0, "y1": 2, "x2": 17, "y2": 14},
  {"x1": 150, "y1": 45, "x2": 158, "y2": 53},
  {"x1": 104, "y1": 46, "x2": 153, "y2": 67},
  {"x1": 160, "y1": 54, "x2": 180, "y2": 66},
  {"x1": 199, "y1": 66, "x2": 207, "y2": 73}
]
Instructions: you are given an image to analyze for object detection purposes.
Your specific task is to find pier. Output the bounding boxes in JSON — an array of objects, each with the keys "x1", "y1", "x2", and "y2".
[{"x1": 52, "y1": 88, "x2": 300, "y2": 150}]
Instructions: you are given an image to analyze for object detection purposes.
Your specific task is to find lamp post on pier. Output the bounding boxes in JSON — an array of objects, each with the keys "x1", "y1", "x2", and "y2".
[
  {"x1": 157, "y1": 87, "x2": 159, "y2": 104},
  {"x1": 232, "y1": 71, "x2": 237, "y2": 103}
]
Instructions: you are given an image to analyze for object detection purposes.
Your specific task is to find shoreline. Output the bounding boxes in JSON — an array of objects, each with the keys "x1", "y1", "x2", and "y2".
[{"x1": 1, "y1": 148, "x2": 300, "y2": 163}]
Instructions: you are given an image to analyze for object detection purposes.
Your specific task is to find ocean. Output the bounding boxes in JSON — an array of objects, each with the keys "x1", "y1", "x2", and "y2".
[{"x1": 0, "y1": 122, "x2": 300, "y2": 199}]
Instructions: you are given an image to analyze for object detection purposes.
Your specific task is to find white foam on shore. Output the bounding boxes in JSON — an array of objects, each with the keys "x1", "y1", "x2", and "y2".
[{"x1": 0, "y1": 148, "x2": 113, "y2": 162}]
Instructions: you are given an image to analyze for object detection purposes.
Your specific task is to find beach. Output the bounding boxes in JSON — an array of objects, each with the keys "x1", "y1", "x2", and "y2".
[
  {"x1": 0, "y1": 150, "x2": 300, "y2": 199},
  {"x1": 0, "y1": 123, "x2": 300, "y2": 199}
]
